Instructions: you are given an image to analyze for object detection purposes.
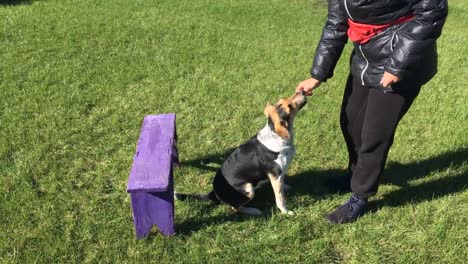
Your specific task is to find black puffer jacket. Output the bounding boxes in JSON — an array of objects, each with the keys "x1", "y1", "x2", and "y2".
[{"x1": 310, "y1": 0, "x2": 448, "y2": 89}]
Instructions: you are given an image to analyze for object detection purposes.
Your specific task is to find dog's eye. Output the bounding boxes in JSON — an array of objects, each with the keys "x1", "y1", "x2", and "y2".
[{"x1": 280, "y1": 120, "x2": 288, "y2": 128}]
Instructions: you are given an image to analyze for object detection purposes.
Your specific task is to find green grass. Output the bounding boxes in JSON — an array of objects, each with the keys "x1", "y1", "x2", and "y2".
[{"x1": 1, "y1": 0, "x2": 467, "y2": 263}]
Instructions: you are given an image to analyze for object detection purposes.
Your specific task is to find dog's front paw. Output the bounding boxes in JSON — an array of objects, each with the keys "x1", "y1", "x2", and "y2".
[
  {"x1": 279, "y1": 208, "x2": 295, "y2": 216},
  {"x1": 284, "y1": 210, "x2": 295, "y2": 216}
]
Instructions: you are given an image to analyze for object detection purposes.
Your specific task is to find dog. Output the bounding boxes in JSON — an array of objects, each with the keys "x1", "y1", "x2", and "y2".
[{"x1": 175, "y1": 91, "x2": 307, "y2": 215}]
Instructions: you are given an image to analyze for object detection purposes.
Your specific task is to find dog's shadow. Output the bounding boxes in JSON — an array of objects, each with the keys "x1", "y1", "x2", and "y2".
[
  {"x1": 174, "y1": 204, "x2": 274, "y2": 236},
  {"x1": 175, "y1": 147, "x2": 467, "y2": 235}
]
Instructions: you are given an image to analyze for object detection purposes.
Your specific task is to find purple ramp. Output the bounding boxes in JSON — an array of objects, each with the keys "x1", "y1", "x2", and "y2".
[{"x1": 127, "y1": 113, "x2": 178, "y2": 238}]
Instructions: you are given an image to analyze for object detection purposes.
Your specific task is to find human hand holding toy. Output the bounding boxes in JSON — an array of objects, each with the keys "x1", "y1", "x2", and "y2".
[{"x1": 296, "y1": 77, "x2": 321, "y2": 96}]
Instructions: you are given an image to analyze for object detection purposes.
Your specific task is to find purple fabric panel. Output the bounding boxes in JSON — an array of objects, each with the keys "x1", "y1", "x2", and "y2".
[{"x1": 127, "y1": 113, "x2": 176, "y2": 192}]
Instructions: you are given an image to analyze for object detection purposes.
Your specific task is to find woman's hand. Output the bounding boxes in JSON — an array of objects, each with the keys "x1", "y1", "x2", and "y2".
[
  {"x1": 380, "y1": 71, "x2": 400, "y2": 88},
  {"x1": 296, "y1": 77, "x2": 321, "y2": 96}
]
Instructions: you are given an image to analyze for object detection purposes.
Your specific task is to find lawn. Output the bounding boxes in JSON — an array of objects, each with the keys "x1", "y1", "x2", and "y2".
[{"x1": 0, "y1": 0, "x2": 467, "y2": 263}]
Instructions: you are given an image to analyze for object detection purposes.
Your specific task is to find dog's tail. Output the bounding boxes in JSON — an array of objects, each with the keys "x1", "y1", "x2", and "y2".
[{"x1": 174, "y1": 191, "x2": 221, "y2": 204}]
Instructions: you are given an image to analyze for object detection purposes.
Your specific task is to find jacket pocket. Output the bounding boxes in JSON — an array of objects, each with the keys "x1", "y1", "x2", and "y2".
[{"x1": 361, "y1": 30, "x2": 394, "y2": 65}]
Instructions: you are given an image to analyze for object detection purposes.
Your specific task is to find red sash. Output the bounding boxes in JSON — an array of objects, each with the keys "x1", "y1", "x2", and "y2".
[{"x1": 347, "y1": 15, "x2": 414, "y2": 44}]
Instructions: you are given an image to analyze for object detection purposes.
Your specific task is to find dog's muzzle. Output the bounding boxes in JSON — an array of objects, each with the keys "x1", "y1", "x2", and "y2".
[{"x1": 296, "y1": 91, "x2": 307, "y2": 110}]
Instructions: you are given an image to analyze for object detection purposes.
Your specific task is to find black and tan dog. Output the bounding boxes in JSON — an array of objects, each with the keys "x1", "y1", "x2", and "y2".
[{"x1": 175, "y1": 91, "x2": 307, "y2": 215}]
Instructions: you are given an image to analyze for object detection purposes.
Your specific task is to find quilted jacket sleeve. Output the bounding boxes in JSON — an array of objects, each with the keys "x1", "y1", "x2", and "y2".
[
  {"x1": 385, "y1": 0, "x2": 448, "y2": 79},
  {"x1": 310, "y1": 0, "x2": 349, "y2": 82}
]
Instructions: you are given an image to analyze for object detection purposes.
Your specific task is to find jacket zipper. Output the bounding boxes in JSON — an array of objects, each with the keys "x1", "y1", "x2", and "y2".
[
  {"x1": 344, "y1": 0, "x2": 354, "y2": 20},
  {"x1": 358, "y1": 45, "x2": 369, "y2": 86},
  {"x1": 390, "y1": 32, "x2": 396, "y2": 52},
  {"x1": 344, "y1": 0, "x2": 367, "y2": 85}
]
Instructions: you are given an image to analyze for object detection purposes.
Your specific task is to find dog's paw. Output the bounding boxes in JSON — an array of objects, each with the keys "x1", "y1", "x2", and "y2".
[
  {"x1": 279, "y1": 208, "x2": 295, "y2": 216},
  {"x1": 236, "y1": 206, "x2": 263, "y2": 216},
  {"x1": 248, "y1": 208, "x2": 263, "y2": 216}
]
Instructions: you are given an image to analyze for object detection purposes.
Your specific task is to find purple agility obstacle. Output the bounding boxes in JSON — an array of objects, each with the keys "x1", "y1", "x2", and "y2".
[{"x1": 127, "y1": 113, "x2": 178, "y2": 238}]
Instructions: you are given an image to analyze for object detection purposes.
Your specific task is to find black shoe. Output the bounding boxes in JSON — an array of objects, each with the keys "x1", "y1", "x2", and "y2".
[{"x1": 326, "y1": 194, "x2": 368, "y2": 224}]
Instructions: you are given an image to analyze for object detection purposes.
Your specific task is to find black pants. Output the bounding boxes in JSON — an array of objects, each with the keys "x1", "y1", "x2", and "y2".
[{"x1": 340, "y1": 74, "x2": 421, "y2": 198}]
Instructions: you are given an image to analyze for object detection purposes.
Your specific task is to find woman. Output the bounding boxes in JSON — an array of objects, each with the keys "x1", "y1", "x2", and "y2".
[{"x1": 296, "y1": 0, "x2": 448, "y2": 224}]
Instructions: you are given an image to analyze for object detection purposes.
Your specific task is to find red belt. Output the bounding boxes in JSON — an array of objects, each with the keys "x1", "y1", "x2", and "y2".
[{"x1": 347, "y1": 14, "x2": 414, "y2": 44}]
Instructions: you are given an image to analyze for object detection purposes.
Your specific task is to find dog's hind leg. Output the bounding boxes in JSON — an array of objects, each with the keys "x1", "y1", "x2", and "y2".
[
  {"x1": 283, "y1": 183, "x2": 292, "y2": 192},
  {"x1": 239, "y1": 182, "x2": 255, "y2": 200},
  {"x1": 235, "y1": 206, "x2": 263, "y2": 216},
  {"x1": 233, "y1": 183, "x2": 262, "y2": 216}
]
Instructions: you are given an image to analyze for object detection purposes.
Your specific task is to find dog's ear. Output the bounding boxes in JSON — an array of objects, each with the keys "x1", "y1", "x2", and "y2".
[
  {"x1": 264, "y1": 102, "x2": 275, "y2": 117},
  {"x1": 264, "y1": 103, "x2": 290, "y2": 140}
]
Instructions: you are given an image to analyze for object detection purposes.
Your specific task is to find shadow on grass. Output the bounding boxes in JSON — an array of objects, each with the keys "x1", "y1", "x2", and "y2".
[
  {"x1": 0, "y1": 0, "x2": 32, "y2": 6},
  {"x1": 367, "y1": 147, "x2": 468, "y2": 210},
  {"x1": 174, "y1": 207, "x2": 274, "y2": 236},
  {"x1": 176, "y1": 147, "x2": 467, "y2": 234}
]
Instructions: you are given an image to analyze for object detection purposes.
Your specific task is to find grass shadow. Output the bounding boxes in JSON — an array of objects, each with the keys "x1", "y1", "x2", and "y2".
[
  {"x1": 177, "y1": 147, "x2": 467, "y2": 232},
  {"x1": 175, "y1": 207, "x2": 273, "y2": 236},
  {"x1": 181, "y1": 148, "x2": 235, "y2": 172},
  {"x1": 368, "y1": 147, "x2": 467, "y2": 210},
  {"x1": 1, "y1": 0, "x2": 32, "y2": 6},
  {"x1": 181, "y1": 147, "x2": 467, "y2": 199},
  {"x1": 382, "y1": 147, "x2": 468, "y2": 186},
  {"x1": 368, "y1": 169, "x2": 466, "y2": 212},
  {"x1": 288, "y1": 147, "x2": 468, "y2": 198}
]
